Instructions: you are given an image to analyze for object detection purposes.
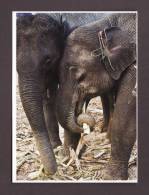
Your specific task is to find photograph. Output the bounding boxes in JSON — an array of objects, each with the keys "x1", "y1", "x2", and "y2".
[{"x1": 12, "y1": 11, "x2": 137, "y2": 182}]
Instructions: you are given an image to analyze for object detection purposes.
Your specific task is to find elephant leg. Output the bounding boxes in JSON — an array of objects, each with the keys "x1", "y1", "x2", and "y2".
[
  {"x1": 100, "y1": 93, "x2": 114, "y2": 133},
  {"x1": 103, "y1": 69, "x2": 136, "y2": 180},
  {"x1": 106, "y1": 93, "x2": 115, "y2": 140},
  {"x1": 43, "y1": 93, "x2": 62, "y2": 149},
  {"x1": 64, "y1": 130, "x2": 81, "y2": 156}
]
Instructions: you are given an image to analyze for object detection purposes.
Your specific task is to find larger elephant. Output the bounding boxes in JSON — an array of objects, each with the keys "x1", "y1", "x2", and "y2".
[
  {"x1": 17, "y1": 13, "x2": 108, "y2": 175},
  {"x1": 56, "y1": 13, "x2": 136, "y2": 180}
]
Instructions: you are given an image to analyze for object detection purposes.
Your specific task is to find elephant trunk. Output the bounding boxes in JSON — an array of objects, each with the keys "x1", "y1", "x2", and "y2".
[
  {"x1": 18, "y1": 77, "x2": 57, "y2": 175},
  {"x1": 56, "y1": 86, "x2": 84, "y2": 133},
  {"x1": 66, "y1": 103, "x2": 84, "y2": 133}
]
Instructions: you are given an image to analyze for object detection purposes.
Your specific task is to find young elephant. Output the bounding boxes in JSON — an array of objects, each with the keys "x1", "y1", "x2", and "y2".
[{"x1": 56, "y1": 13, "x2": 136, "y2": 180}]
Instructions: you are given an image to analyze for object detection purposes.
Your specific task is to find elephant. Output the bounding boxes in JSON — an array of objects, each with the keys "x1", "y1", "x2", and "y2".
[
  {"x1": 17, "y1": 14, "x2": 65, "y2": 175},
  {"x1": 16, "y1": 13, "x2": 109, "y2": 175},
  {"x1": 56, "y1": 13, "x2": 136, "y2": 180}
]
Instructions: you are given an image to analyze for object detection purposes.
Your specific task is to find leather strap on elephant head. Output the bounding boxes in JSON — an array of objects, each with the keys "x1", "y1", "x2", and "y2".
[
  {"x1": 94, "y1": 26, "x2": 136, "y2": 80},
  {"x1": 98, "y1": 28, "x2": 116, "y2": 71}
]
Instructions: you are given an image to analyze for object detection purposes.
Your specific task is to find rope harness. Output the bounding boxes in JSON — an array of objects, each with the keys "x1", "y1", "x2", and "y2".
[
  {"x1": 91, "y1": 15, "x2": 116, "y2": 71},
  {"x1": 91, "y1": 24, "x2": 137, "y2": 97},
  {"x1": 91, "y1": 28, "x2": 115, "y2": 71}
]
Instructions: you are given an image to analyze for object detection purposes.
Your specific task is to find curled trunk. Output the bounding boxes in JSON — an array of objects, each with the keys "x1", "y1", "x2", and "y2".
[
  {"x1": 77, "y1": 113, "x2": 95, "y2": 128},
  {"x1": 18, "y1": 77, "x2": 57, "y2": 175},
  {"x1": 56, "y1": 86, "x2": 83, "y2": 133}
]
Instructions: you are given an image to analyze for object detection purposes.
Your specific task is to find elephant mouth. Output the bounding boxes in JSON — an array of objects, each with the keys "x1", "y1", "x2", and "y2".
[
  {"x1": 75, "y1": 93, "x2": 98, "y2": 115},
  {"x1": 74, "y1": 95, "x2": 94, "y2": 126},
  {"x1": 58, "y1": 89, "x2": 99, "y2": 134},
  {"x1": 74, "y1": 98, "x2": 96, "y2": 131}
]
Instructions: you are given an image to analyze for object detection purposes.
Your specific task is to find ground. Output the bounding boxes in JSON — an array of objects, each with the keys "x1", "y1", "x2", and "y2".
[{"x1": 15, "y1": 79, "x2": 137, "y2": 181}]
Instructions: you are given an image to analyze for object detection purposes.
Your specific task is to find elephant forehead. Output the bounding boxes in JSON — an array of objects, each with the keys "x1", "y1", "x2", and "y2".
[{"x1": 70, "y1": 45, "x2": 93, "y2": 63}]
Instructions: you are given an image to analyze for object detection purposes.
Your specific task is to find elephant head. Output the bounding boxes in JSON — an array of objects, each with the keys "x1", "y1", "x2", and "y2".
[
  {"x1": 17, "y1": 14, "x2": 65, "y2": 174},
  {"x1": 56, "y1": 13, "x2": 136, "y2": 134}
]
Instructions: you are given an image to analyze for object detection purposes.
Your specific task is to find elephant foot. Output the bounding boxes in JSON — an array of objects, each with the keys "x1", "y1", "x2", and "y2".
[
  {"x1": 102, "y1": 160, "x2": 128, "y2": 180},
  {"x1": 28, "y1": 164, "x2": 56, "y2": 180}
]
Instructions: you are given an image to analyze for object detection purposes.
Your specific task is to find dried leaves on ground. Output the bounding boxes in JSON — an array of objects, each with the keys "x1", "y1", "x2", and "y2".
[{"x1": 16, "y1": 82, "x2": 137, "y2": 181}]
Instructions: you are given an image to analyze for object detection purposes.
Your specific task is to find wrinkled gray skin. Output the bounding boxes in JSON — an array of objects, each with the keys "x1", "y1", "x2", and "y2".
[
  {"x1": 57, "y1": 13, "x2": 136, "y2": 180},
  {"x1": 57, "y1": 13, "x2": 114, "y2": 152},
  {"x1": 17, "y1": 14, "x2": 65, "y2": 174},
  {"x1": 17, "y1": 13, "x2": 108, "y2": 175}
]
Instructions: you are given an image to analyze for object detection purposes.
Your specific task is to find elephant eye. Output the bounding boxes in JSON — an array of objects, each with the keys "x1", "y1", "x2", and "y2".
[
  {"x1": 77, "y1": 72, "x2": 86, "y2": 82},
  {"x1": 42, "y1": 56, "x2": 53, "y2": 71}
]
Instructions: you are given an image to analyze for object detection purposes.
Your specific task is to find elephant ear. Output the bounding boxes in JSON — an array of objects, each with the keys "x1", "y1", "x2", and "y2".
[{"x1": 101, "y1": 27, "x2": 136, "y2": 80}]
